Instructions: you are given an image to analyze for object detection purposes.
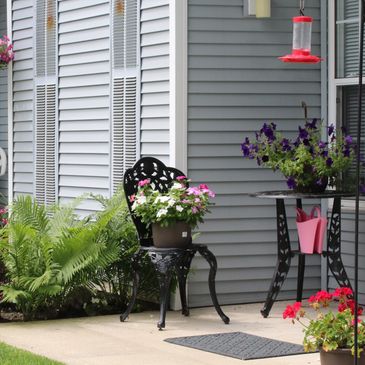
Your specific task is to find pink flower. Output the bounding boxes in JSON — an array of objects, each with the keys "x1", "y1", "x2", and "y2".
[
  {"x1": 129, "y1": 194, "x2": 136, "y2": 202},
  {"x1": 333, "y1": 287, "x2": 353, "y2": 298},
  {"x1": 308, "y1": 290, "x2": 332, "y2": 307},
  {"x1": 187, "y1": 187, "x2": 202, "y2": 196},
  {"x1": 192, "y1": 207, "x2": 198, "y2": 214},
  {"x1": 1, "y1": 218, "x2": 8, "y2": 225},
  {"x1": 176, "y1": 176, "x2": 187, "y2": 181},
  {"x1": 138, "y1": 179, "x2": 150, "y2": 187},
  {"x1": 199, "y1": 184, "x2": 209, "y2": 190},
  {"x1": 283, "y1": 302, "x2": 302, "y2": 319}
]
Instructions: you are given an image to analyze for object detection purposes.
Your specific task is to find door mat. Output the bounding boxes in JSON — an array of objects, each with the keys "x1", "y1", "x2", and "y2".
[{"x1": 165, "y1": 331, "x2": 311, "y2": 361}]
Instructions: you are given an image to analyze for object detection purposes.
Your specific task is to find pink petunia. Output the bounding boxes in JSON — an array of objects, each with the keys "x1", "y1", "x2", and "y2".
[
  {"x1": 176, "y1": 176, "x2": 187, "y2": 181},
  {"x1": 138, "y1": 179, "x2": 150, "y2": 187}
]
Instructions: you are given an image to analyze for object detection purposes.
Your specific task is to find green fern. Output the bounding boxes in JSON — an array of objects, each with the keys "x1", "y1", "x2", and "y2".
[{"x1": 0, "y1": 195, "x2": 120, "y2": 319}]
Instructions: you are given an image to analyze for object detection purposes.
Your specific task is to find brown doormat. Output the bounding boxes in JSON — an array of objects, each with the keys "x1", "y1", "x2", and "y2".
[{"x1": 165, "y1": 332, "x2": 313, "y2": 360}]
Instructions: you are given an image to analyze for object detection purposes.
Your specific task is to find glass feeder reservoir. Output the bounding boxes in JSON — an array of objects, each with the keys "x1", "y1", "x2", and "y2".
[{"x1": 279, "y1": 16, "x2": 322, "y2": 63}]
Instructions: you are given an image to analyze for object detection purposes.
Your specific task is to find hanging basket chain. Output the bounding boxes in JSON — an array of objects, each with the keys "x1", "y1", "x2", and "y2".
[{"x1": 299, "y1": 0, "x2": 305, "y2": 15}]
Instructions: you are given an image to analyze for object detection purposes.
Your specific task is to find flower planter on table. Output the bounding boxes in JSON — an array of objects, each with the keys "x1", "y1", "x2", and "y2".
[
  {"x1": 250, "y1": 190, "x2": 355, "y2": 318},
  {"x1": 152, "y1": 222, "x2": 191, "y2": 248}
]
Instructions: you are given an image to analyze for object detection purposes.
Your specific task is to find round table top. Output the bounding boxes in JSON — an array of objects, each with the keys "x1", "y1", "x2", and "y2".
[{"x1": 250, "y1": 190, "x2": 356, "y2": 199}]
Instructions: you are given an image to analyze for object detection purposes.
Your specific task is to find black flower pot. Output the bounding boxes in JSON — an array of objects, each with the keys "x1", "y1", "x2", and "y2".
[
  {"x1": 293, "y1": 177, "x2": 328, "y2": 194},
  {"x1": 152, "y1": 222, "x2": 191, "y2": 248}
]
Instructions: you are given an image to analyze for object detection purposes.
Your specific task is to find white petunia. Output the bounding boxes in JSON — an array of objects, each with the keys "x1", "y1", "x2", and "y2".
[
  {"x1": 168, "y1": 199, "x2": 176, "y2": 207},
  {"x1": 155, "y1": 196, "x2": 170, "y2": 203},
  {"x1": 172, "y1": 182, "x2": 183, "y2": 189},
  {"x1": 175, "y1": 205, "x2": 183, "y2": 212},
  {"x1": 156, "y1": 208, "x2": 168, "y2": 217},
  {"x1": 137, "y1": 196, "x2": 147, "y2": 204}
]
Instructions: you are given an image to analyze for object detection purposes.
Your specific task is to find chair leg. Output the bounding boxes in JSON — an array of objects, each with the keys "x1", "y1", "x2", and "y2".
[
  {"x1": 120, "y1": 251, "x2": 141, "y2": 322},
  {"x1": 175, "y1": 250, "x2": 195, "y2": 316},
  {"x1": 157, "y1": 271, "x2": 173, "y2": 330},
  {"x1": 197, "y1": 246, "x2": 230, "y2": 324},
  {"x1": 296, "y1": 254, "x2": 306, "y2": 302},
  {"x1": 149, "y1": 251, "x2": 184, "y2": 330}
]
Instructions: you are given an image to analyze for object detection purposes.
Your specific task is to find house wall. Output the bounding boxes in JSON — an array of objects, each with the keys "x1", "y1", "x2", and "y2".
[
  {"x1": 187, "y1": 0, "x2": 323, "y2": 306},
  {"x1": 9, "y1": 0, "x2": 139, "y2": 214},
  {"x1": 11, "y1": 0, "x2": 34, "y2": 197},
  {"x1": 58, "y1": 0, "x2": 112, "y2": 211},
  {"x1": 140, "y1": 0, "x2": 170, "y2": 165},
  {"x1": 0, "y1": 0, "x2": 8, "y2": 199}
]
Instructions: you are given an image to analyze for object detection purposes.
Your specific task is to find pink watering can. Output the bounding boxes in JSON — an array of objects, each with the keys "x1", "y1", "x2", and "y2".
[{"x1": 296, "y1": 206, "x2": 327, "y2": 254}]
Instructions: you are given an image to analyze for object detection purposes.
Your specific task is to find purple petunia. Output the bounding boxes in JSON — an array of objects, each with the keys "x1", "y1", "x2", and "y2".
[
  {"x1": 281, "y1": 138, "x2": 292, "y2": 152},
  {"x1": 260, "y1": 123, "x2": 276, "y2": 143},
  {"x1": 305, "y1": 118, "x2": 317, "y2": 130},
  {"x1": 318, "y1": 141, "x2": 326, "y2": 149},
  {"x1": 328, "y1": 124, "x2": 335, "y2": 136},
  {"x1": 298, "y1": 126, "x2": 309, "y2": 140},
  {"x1": 326, "y1": 158, "x2": 333, "y2": 167},
  {"x1": 345, "y1": 135, "x2": 353, "y2": 144}
]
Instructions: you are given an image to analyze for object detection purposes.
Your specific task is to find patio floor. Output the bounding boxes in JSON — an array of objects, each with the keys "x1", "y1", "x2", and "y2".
[{"x1": 0, "y1": 301, "x2": 320, "y2": 365}]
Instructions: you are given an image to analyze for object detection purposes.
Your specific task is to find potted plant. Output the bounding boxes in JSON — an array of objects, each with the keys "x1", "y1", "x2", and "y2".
[
  {"x1": 0, "y1": 35, "x2": 14, "y2": 70},
  {"x1": 131, "y1": 176, "x2": 215, "y2": 248},
  {"x1": 283, "y1": 287, "x2": 365, "y2": 364},
  {"x1": 241, "y1": 119, "x2": 355, "y2": 193}
]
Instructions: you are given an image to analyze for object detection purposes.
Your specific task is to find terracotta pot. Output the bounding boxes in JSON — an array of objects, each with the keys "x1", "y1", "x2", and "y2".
[
  {"x1": 152, "y1": 222, "x2": 191, "y2": 248},
  {"x1": 320, "y1": 348, "x2": 365, "y2": 365}
]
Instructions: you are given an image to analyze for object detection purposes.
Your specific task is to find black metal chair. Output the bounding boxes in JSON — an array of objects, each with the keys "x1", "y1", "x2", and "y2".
[{"x1": 120, "y1": 157, "x2": 230, "y2": 329}]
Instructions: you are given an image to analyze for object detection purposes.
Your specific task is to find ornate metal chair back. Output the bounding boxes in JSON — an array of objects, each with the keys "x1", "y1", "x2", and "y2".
[{"x1": 123, "y1": 157, "x2": 186, "y2": 247}]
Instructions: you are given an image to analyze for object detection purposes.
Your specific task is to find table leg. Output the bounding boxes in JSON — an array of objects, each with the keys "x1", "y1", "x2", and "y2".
[
  {"x1": 261, "y1": 199, "x2": 292, "y2": 318},
  {"x1": 296, "y1": 254, "x2": 306, "y2": 302},
  {"x1": 327, "y1": 197, "x2": 352, "y2": 289}
]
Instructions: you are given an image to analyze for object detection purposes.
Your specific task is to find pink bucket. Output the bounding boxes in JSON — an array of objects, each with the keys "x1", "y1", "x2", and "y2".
[{"x1": 296, "y1": 206, "x2": 327, "y2": 254}]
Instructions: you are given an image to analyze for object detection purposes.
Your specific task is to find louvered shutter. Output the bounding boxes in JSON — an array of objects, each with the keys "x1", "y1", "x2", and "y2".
[
  {"x1": 111, "y1": 0, "x2": 139, "y2": 192},
  {"x1": 35, "y1": 0, "x2": 57, "y2": 205},
  {"x1": 343, "y1": 86, "x2": 365, "y2": 186},
  {"x1": 337, "y1": 0, "x2": 363, "y2": 78}
]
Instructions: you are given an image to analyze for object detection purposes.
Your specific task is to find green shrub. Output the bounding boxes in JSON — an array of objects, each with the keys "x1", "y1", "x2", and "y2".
[
  {"x1": 0, "y1": 195, "x2": 120, "y2": 319},
  {"x1": 85, "y1": 190, "x2": 159, "y2": 315}
]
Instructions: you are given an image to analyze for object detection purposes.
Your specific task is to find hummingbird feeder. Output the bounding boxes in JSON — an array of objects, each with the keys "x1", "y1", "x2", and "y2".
[{"x1": 279, "y1": 0, "x2": 322, "y2": 64}]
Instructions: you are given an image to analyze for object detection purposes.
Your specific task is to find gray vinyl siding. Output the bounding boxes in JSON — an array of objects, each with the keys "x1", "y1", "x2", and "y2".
[
  {"x1": 187, "y1": 0, "x2": 322, "y2": 306},
  {"x1": 12, "y1": 0, "x2": 34, "y2": 196},
  {"x1": 140, "y1": 0, "x2": 170, "y2": 165},
  {"x1": 58, "y1": 0, "x2": 111, "y2": 212},
  {"x1": 328, "y1": 211, "x2": 365, "y2": 304},
  {"x1": 0, "y1": 0, "x2": 8, "y2": 199}
]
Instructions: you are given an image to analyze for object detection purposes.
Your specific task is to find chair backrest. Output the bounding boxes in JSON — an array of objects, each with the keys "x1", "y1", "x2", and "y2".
[{"x1": 123, "y1": 157, "x2": 185, "y2": 246}]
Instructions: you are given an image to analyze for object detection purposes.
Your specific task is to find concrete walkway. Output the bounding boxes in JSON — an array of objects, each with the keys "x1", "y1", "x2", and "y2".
[{"x1": 0, "y1": 302, "x2": 320, "y2": 365}]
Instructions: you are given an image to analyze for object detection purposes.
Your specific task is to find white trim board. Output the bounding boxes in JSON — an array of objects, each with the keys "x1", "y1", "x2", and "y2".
[
  {"x1": 7, "y1": 0, "x2": 13, "y2": 203},
  {"x1": 169, "y1": 0, "x2": 188, "y2": 173}
]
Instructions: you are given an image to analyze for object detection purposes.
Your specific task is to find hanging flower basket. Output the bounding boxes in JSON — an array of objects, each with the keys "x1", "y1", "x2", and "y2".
[
  {"x1": 241, "y1": 119, "x2": 355, "y2": 193},
  {"x1": 0, "y1": 35, "x2": 14, "y2": 71}
]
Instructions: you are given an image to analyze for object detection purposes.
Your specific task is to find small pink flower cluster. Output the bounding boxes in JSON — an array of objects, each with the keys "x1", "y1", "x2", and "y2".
[
  {"x1": 0, "y1": 207, "x2": 8, "y2": 226},
  {"x1": 0, "y1": 35, "x2": 14, "y2": 70}
]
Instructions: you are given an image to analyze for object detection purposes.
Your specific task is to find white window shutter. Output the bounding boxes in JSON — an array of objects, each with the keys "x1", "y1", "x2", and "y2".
[
  {"x1": 124, "y1": 77, "x2": 137, "y2": 168},
  {"x1": 45, "y1": 84, "x2": 56, "y2": 205},
  {"x1": 35, "y1": 85, "x2": 46, "y2": 203},
  {"x1": 113, "y1": 0, "x2": 125, "y2": 69},
  {"x1": 35, "y1": 0, "x2": 57, "y2": 205},
  {"x1": 126, "y1": 0, "x2": 138, "y2": 68},
  {"x1": 112, "y1": 78, "x2": 125, "y2": 190},
  {"x1": 111, "y1": 0, "x2": 139, "y2": 192},
  {"x1": 36, "y1": 0, "x2": 46, "y2": 77}
]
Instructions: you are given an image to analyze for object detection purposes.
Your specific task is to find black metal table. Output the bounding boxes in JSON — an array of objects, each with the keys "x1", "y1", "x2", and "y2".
[{"x1": 250, "y1": 190, "x2": 355, "y2": 318}]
